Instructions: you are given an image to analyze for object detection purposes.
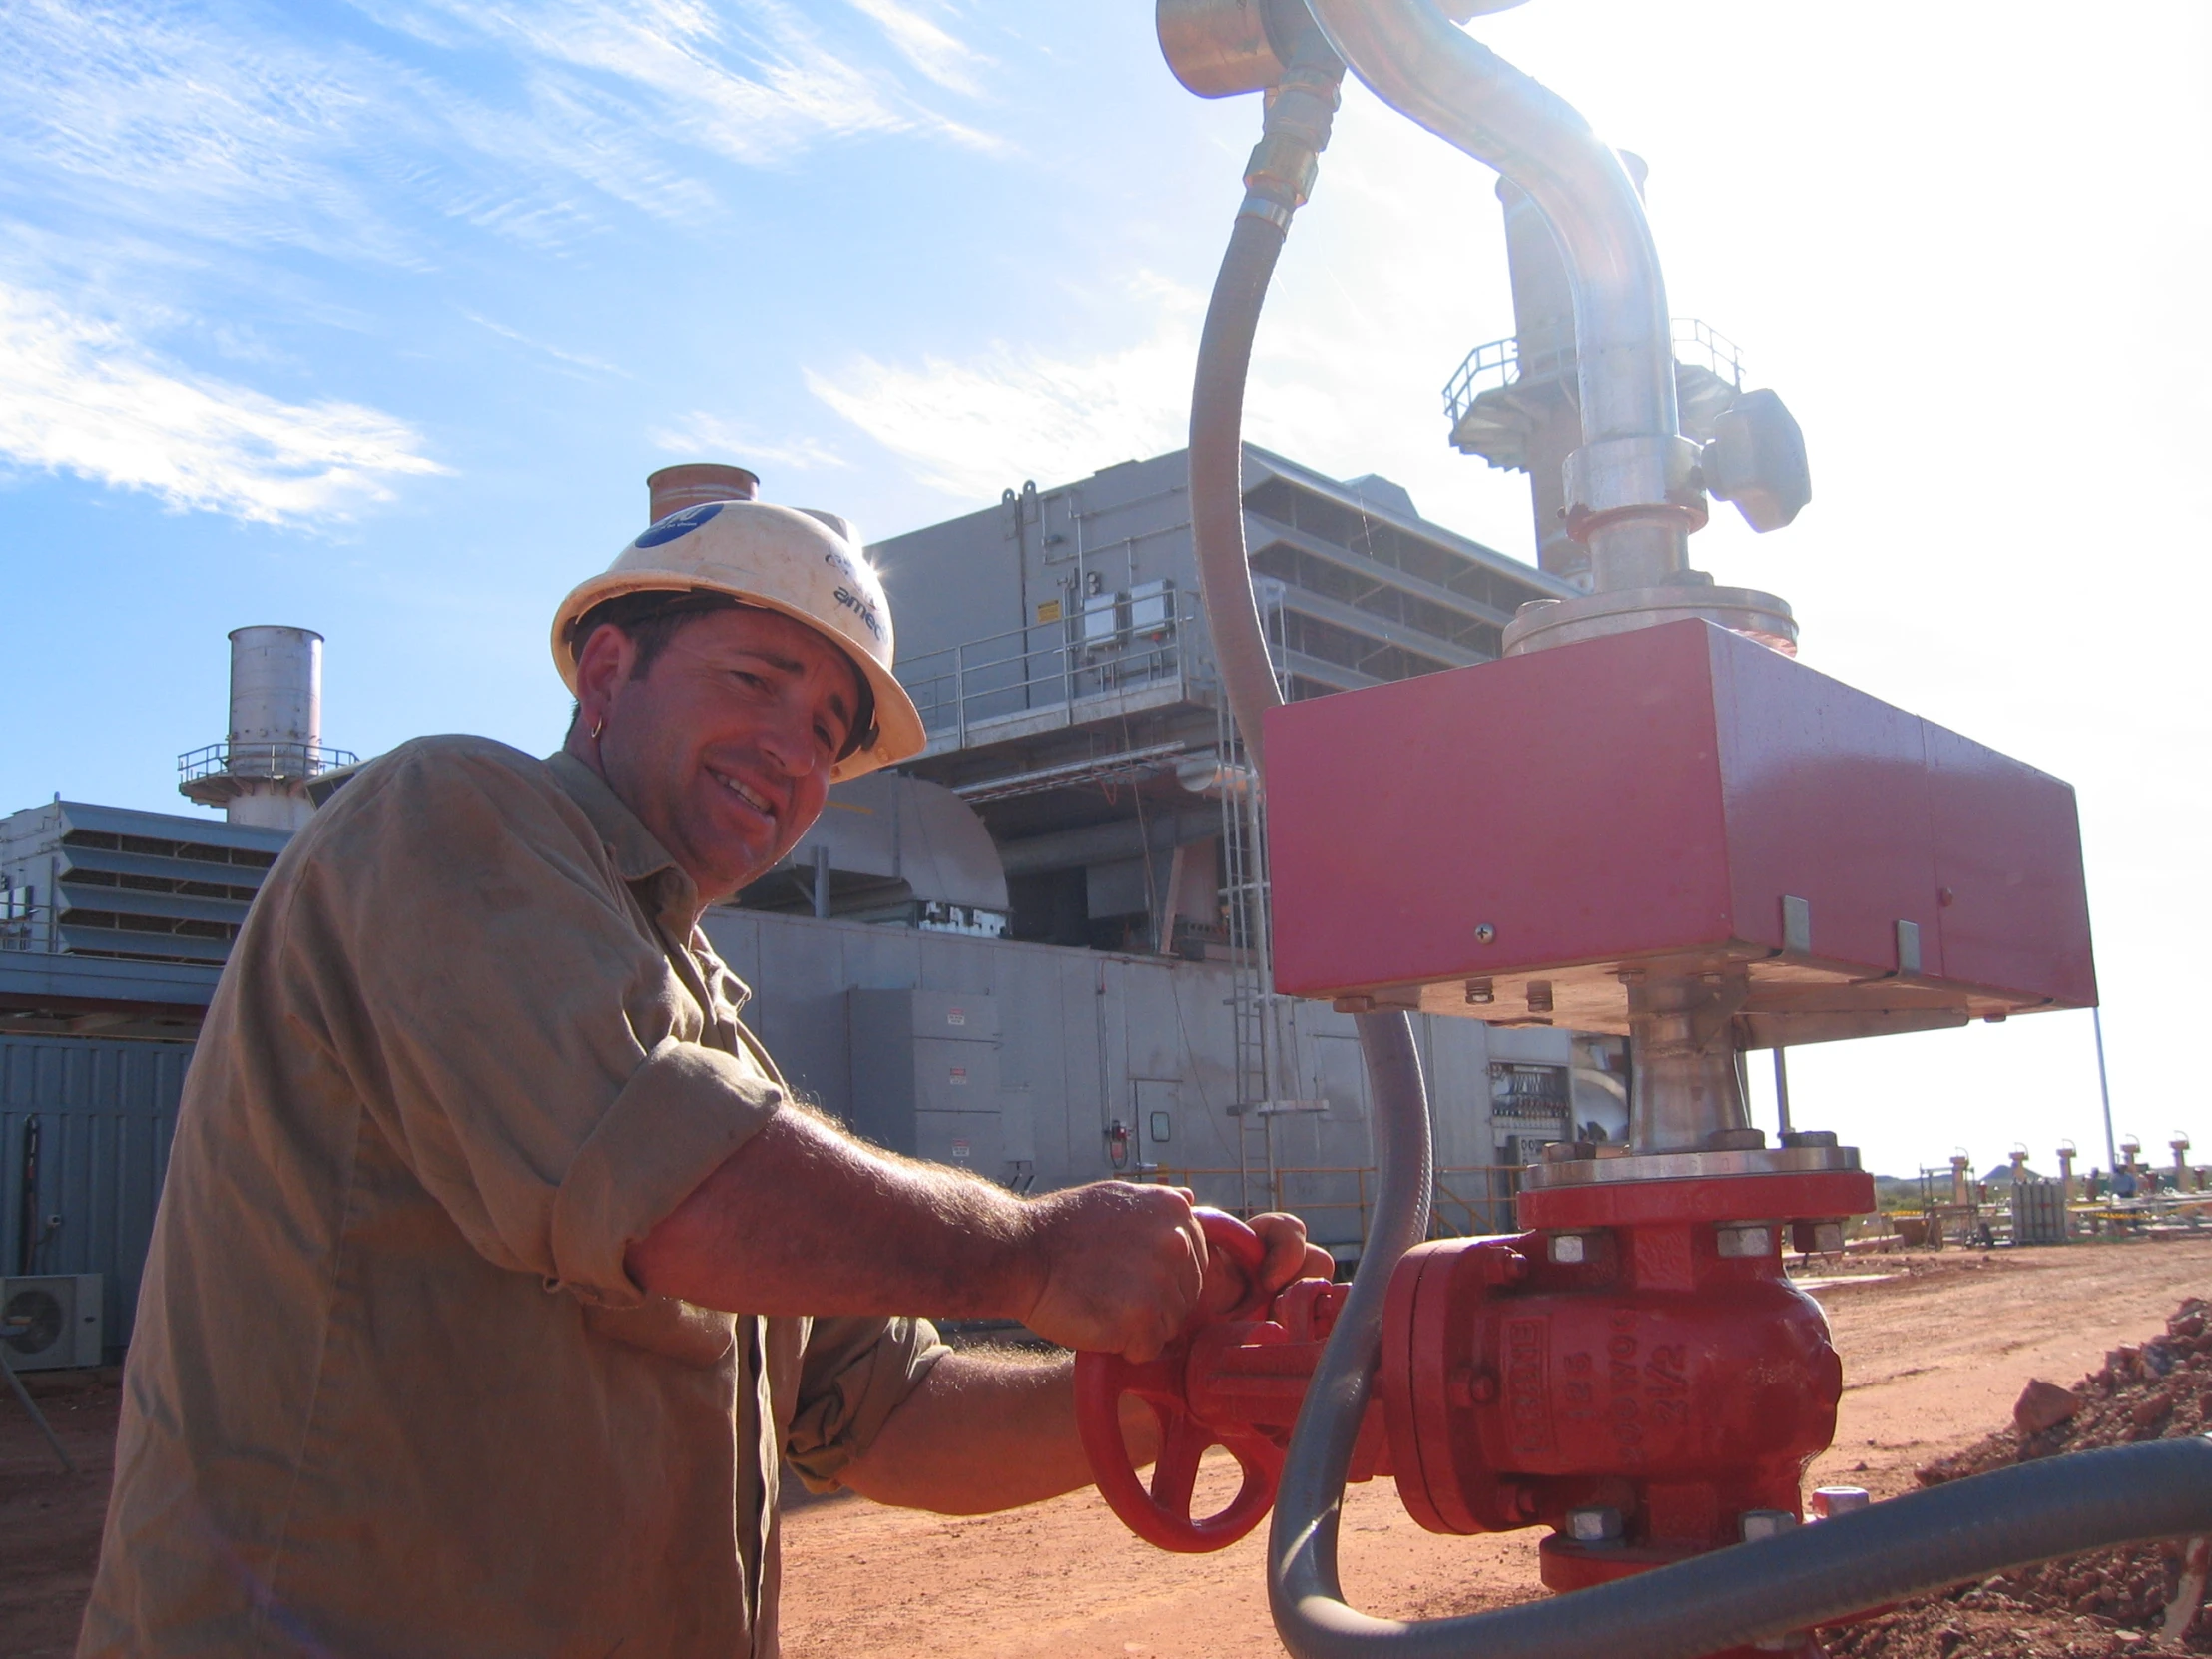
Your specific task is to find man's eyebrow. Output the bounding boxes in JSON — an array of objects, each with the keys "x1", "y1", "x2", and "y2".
[
  {"x1": 729, "y1": 648, "x2": 807, "y2": 676},
  {"x1": 727, "y1": 646, "x2": 853, "y2": 728}
]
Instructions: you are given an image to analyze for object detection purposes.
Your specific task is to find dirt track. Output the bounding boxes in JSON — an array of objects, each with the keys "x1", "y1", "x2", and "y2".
[
  {"x1": 5, "y1": 1237, "x2": 2209, "y2": 1658},
  {"x1": 775, "y1": 1240, "x2": 2212, "y2": 1659}
]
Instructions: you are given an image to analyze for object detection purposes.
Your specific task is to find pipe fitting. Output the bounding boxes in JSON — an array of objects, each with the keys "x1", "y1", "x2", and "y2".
[
  {"x1": 1562, "y1": 433, "x2": 1709, "y2": 548},
  {"x1": 1245, "y1": 126, "x2": 1325, "y2": 210}
]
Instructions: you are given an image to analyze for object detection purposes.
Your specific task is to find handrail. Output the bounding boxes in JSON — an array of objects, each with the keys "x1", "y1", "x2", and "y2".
[
  {"x1": 0, "y1": 902, "x2": 59, "y2": 954},
  {"x1": 1141, "y1": 1164, "x2": 1523, "y2": 1243},
  {"x1": 177, "y1": 740, "x2": 358, "y2": 784},
  {"x1": 896, "y1": 585, "x2": 1210, "y2": 739},
  {"x1": 1442, "y1": 316, "x2": 1746, "y2": 428}
]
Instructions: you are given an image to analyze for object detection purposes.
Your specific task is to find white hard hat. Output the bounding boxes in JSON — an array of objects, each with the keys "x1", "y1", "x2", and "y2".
[{"x1": 552, "y1": 499, "x2": 925, "y2": 782}]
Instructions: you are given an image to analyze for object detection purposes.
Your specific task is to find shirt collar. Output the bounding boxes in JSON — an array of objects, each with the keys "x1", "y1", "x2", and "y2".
[{"x1": 545, "y1": 751, "x2": 701, "y2": 925}]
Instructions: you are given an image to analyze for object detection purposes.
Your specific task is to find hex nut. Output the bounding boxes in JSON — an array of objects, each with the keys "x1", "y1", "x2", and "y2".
[
  {"x1": 1567, "y1": 1506, "x2": 1624, "y2": 1543},
  {"x1": 1548, "y1": 1233, "x2": 1588, "y2": 1266},
  {"x1": 1716, "y1": 1224, "x2": 1775, "y2": 1260},
  {"x1": 1740, "y1": 1509, "x2": 1798, "y2": 1542},
  {"x1": 1810, "y1": 1486, "x2": 1870, "y2": 1518}
]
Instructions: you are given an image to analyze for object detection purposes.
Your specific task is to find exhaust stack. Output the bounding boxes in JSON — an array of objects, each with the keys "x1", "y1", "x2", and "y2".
[{"x1": 179, "y1": 627, "x2": 354, "y2": 830}]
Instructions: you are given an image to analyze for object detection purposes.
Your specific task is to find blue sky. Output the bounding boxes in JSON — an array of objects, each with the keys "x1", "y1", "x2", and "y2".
[{"x1": 2, "y1": 1, "x2": 2206, "y2": 1178}]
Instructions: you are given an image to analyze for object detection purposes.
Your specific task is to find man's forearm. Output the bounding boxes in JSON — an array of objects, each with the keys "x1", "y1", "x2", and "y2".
[
  {"x1": 626, "y1": 1105, "x2": 1036, "y2": 1320},
  {"x1": 834, "y1": 1351, "x2": 1161, "y2": 1515}
]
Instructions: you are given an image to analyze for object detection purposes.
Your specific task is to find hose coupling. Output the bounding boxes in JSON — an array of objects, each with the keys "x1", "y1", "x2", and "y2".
[
  {"x1": 1242, "y1": 66, "x2": 1342, "y2": 215},
  {"x1": 1243, "y1": 131, "x2": 1322, "y2": 213}
]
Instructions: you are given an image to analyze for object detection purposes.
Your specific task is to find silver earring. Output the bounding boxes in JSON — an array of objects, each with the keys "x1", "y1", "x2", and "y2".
[{"x1": 590, "y1": 717, "x2": 605, "y2": 739}]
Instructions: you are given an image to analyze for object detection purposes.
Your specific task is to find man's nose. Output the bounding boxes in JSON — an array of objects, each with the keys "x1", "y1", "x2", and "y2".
[{"x1": 754, "y1": 703, "x2": 817, "y2": 776}]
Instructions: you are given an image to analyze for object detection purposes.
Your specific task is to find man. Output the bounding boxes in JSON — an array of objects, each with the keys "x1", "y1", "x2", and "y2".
[{"x1": 82, "y1": 496, "x2": 1326, "y2": 1656}]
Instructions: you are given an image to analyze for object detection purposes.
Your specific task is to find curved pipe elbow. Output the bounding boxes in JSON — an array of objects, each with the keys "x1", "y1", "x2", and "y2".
[{"x1": 1302, "y1": 0, "x2": 1687, "y2": 580}]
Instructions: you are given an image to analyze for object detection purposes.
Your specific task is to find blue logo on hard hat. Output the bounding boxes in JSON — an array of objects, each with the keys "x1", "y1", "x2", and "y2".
[{"x1": 634, "y1": 501, "x2": 724, "y2": 549}]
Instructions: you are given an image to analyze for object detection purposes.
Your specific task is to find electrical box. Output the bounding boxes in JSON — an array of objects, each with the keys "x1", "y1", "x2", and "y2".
[
  {"x1": 1264, "y1": 619, "x2": 2095, "y2": 1047},
  {"x1": 1128, "y1": 578, "x2": 1176, "y2": 642},
  {"x1": 1, "y1": 1273, "x2": 104, "y2": 1372},
  {"x1": 1077, "y1": 591, "x2": 1124, "y2": 658}
]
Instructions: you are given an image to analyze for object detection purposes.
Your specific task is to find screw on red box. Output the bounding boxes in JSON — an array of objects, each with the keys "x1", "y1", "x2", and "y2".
[{"x1": 1262, "y1": 618, "x2": 2094, "y2": 1041}]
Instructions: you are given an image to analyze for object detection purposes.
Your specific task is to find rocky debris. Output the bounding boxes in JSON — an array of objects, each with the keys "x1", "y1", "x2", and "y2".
[
  {"x1": 2014, "y1": 1379, "x2": 2086, "y2": 1436},
  {"x1": 1825, "y1": 1297, "x2": 2212, "y2": 1657}
]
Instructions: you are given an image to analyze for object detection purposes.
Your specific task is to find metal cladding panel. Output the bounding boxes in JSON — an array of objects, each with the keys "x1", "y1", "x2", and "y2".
[
  {"x1": 1705, "y1": 626, "x2": 1945, "y2": 976},
  {"x1": 1265, "y1": 620, "x2": 1734, "y2": 996},
  {"x1": 0, "y1": 1036, "x2": 188, "y2": 1355},
  {"x1": 913, "y1": 1037, "x2": 999, "y2": 1111},
  {"x1": 1924, "y1": 723, "x2": 2096, "y2": 1006},
  {"x1": 908, "y1": 989, "x2": 999, "y2": 1042},
  {"x1": 844, "y1": 988, "x2": 920, "y2": 1154},
  {"x1": 916, "y1": 1110, "x2": 1003, "y2": 1174}
]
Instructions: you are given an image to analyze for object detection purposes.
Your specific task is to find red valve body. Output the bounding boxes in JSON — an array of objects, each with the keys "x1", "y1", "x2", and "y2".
[
  {"x1": 1082, "y1": 1169, "x2": 1873, "y2": 1600},
  {"x1": 1381, "y1": 1169, "x2": 1867, "y2": 1589}
]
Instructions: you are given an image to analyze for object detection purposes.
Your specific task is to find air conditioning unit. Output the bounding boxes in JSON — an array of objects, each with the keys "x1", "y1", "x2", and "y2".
[{"x1": 1, "y1": 1274, "x2": 104, "y2": 1372}]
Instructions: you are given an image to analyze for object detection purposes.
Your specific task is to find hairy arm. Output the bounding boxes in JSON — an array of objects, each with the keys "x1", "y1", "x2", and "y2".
[
  {"x1": 626, "y1": 1103, "x2": 1209, "y2": 1360},
  {"x1": 831, "y1": 1351, "x2": 1152, "y2": 1514},
  {"x1": 834, "y1": 1217, "x2": 1334, "y2": 1515}
]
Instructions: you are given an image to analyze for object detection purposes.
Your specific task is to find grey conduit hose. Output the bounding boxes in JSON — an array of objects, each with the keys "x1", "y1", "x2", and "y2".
[
  {"x1": 1182, "y1": 12, "x2": 2212, "y2": 1659},
  {"x1": 1268, "y1": 1437, "x2": 2212, "y2": 1658}
]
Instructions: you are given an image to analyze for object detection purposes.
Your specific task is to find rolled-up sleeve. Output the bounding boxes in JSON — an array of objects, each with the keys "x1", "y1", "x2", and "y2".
[
  {"x1": 785, "y1": 1315, "x2": 950, "y2": 1491},
  {"x1": 275, "y1": 739, "x2": 782, "y2": 1308}
]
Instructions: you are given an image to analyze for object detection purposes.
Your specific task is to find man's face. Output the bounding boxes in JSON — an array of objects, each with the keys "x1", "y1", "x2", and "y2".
[{"x1": 575, "y1": 606, "x2": 863, "y2": 905}]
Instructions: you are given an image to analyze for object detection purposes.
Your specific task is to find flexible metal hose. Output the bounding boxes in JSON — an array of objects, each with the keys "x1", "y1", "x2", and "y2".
[{"x1": 1189, "y1": 206, "x2": 1295, "y2": 776}]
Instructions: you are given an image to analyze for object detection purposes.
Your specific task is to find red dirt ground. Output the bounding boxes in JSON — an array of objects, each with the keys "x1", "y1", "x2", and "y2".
[{"x1": 6, "y1": 1237, "x2": 2209, "y2": 1658}]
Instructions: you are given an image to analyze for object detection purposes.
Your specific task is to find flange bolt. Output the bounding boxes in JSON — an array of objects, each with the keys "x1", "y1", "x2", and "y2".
[
  {"x1": 1740, "y1": 1509, "x2": 1799, "y2": 1543},
  {"x1": 1567, "y1": 1506, "x2": 1624, "y2": 1545}
]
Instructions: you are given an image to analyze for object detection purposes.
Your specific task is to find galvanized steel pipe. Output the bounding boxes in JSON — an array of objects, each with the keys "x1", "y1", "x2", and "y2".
[{"x1": 1302, "y1": 0, "x2": 1695, "y2": 591}]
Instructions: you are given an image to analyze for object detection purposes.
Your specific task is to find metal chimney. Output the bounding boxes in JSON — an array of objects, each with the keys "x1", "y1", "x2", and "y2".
[
  {"x1": 647, "y1": 463, "x2": 759, "y2": 525},
  {"x1": 179, "y1": 626, "x2": 355, "y2": 831}
]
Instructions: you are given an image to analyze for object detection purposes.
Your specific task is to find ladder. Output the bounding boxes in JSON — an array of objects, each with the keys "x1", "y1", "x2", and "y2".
[{"x1": 1216, "y1": 692, "x2": 1289, "y2": 1215}]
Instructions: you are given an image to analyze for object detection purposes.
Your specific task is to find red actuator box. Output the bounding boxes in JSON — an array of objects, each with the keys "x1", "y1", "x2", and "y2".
[{"x1": 1262, "y1": 619, "x2": 2094, "y2": 1044}]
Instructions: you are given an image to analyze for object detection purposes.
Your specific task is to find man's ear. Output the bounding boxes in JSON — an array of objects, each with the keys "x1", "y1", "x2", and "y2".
[{"x1": 572, "y1": 624, "x2": 639, "y2": 733}]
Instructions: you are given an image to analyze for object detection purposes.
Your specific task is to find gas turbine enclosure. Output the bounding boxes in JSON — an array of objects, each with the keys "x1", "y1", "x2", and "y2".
[{"x1": 1264, "y1": 619, "x2": 2094, "y2": 1046}]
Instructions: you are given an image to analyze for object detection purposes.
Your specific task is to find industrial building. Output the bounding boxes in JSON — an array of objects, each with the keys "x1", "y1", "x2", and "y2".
[{"x1": 0, "y1": 448, "x2": 1628, "y2": 1364}]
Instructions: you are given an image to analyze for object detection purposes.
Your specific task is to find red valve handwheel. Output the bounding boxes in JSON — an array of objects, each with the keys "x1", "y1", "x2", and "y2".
[{"x1": 1075, "y1": 1208, "x2": 1288, "y2": 1553}]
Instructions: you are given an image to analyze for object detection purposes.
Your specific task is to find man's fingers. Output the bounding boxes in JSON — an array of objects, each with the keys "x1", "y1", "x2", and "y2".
[
  {"x1": 1302, "y1": 1243, "x2": 1337, "y2": 1282},
  {"x1": 1179, "y1": 1204, "x2": 1209, "y2": 1305},
  {"x1": 1248, "y1": 1211, "x2": 1319, "y2": 1292}
]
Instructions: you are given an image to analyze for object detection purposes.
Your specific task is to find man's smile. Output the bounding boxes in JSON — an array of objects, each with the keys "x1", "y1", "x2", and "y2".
[{"x1": 707, "y1": 765, "x2": 778, "y2": 824}]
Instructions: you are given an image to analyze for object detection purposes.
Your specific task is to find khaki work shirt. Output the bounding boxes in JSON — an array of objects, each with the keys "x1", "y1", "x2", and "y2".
[{"x1": 80, "y1": 737, "x2": 946, "y2": 1659}]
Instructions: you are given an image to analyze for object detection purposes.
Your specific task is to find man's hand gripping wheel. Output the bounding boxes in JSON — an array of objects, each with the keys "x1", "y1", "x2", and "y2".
[{"x1": 1074, "y1": 1208, "x2": 1307, "y2": 1553}]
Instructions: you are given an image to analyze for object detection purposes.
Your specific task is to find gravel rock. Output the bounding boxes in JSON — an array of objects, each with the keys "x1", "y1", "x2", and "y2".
[
  {"x1": 1830, "y1": 1296, "x2": 2212, "y2": 1656},
  {"x1": 2013, "y1": 1379, "x2": 2085, "y2": 1435}
]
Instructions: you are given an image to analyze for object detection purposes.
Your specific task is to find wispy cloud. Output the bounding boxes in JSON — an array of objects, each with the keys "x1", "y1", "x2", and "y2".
[
  {"x1": 0, "y1": 0, "x2": 1002, "y2": 274},
  {"x1": 804, "y1": 273, "x2": 1202, "y2": 497},
  {"x1": 649, "y1": 410, "x2": 852, "y2": 474},
  {"x1": 463, "y1": 310, "x2": 630, "y2": 379},
  {"x1": 0, "y1": 283, "x2": 446, "y2": 524},
  {"x1": 356, "y1": 0, "x2": 994, "y2": 171},
  {"x1": 844, "y1": 0, "x2": 991, "y2": 96}
]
